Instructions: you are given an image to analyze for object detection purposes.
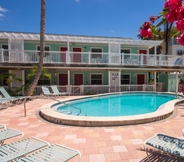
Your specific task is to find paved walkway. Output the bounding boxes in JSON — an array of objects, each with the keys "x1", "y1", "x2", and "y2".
[{"x1": 0, "y1": 97, "x2": 184, "y2": 162}]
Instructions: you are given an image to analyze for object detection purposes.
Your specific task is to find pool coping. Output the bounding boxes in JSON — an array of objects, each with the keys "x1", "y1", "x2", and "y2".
[{"x1": 39, "y1": 92, "x2": 184, "y2": 126}]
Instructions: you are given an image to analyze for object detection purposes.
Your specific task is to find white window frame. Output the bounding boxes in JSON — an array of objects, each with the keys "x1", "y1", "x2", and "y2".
[
  {"x1": 90, "y1": 73, "x2": 103, "y2": 85},
  {"x1": 121, "y1": 48, "x2": 131, "y2": 58},
  {"x1": 1, "y1": 44, "x2": 8, "y2": 49},
  {"x1": 177, "y1": 49, "x2": 184, "y2": 56},
  {"x1": 38, "y1": 75, "x2": 50, "y2": 85},
  {"x1": 1, "y1": 45, "x2": 9, "y2": 61},
  {"x1": 90, "y1": 47, "x2": 103, "y2": 59},
  {"x1": 121, "y1": 73, "x2": 131, "y2": 85},
  {"x1": 36, "y1": 45, "x2": 50, "y2": 57}
]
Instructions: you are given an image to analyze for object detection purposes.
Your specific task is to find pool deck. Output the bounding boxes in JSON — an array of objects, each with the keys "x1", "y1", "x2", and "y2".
[{"x1": 1, "y1": 96, "x2": 184, "y2": 162}]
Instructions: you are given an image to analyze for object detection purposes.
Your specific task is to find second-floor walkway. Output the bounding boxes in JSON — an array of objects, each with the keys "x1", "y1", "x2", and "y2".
[{"x1": 0, "y1": 49, "x2": 184, "y2": 68}]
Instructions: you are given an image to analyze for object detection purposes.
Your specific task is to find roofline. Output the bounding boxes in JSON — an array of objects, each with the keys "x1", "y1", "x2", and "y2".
[
  {"x1": 0, "y1": 31, "x2": 133, "y2": 40},
  {"x1": 0, "y1": 31, "x2": 162, "y2": 47}
]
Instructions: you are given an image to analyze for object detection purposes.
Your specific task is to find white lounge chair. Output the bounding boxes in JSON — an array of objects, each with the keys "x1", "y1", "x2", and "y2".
[
  {"x1": 144, "y1": 133, "x2": 184, "y2": 161},
  {"x1": 41, "y1": 86, "x2": 58, "y2": 98},
  {"x1": 0, "y1": 128, "x2": 23, "y2": 145},
  {"x1": 14, "y1": 144, "x2": 81, "y2": 162},
  {"x1": 0, "y1": 137, "x2": 49, "y2": 161},
  {"x1": 0, "y1": 95, "x2": 11, "y2": 109},
  {"x1": 51, "y1": 85, "x2": 70, "y2": 96},
  {"x1": 0, "y1": 87, "x2": 28, "y2": 104}
]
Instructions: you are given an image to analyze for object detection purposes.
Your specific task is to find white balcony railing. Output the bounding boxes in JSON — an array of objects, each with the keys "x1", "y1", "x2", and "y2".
[
  {"x1": 0, "y1": 49, "x2": 184, "y2": 67},
  {"x1": 33, "y1": 84, "x2": 156, "y2": 96}
]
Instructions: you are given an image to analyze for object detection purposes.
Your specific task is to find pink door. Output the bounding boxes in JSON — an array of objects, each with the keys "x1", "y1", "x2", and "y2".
[
  {"x1": 137, "y1": 74, "x2": 145, "y2": 91},
  {"x1": 73, "y1": 48, "x2": 81, "y2": 63},
  {"x1": 74, "y1": 74, "x2": 83, "y2": 94},
  {"x1": 60, "y1": 47, "x2": 67, "y2": 62},
  {"x1": 74, "y1": 74, "x2": 83, "y2": 85},
  {"x1": 139, "y1": 50, "x2": 147, "y2": 65},
  {"x1": 58, "y1": 74, "x2": 68, "y2": 92},
  {"x1": 59, "y1": 74, "x2": 68, "y2": 85}
]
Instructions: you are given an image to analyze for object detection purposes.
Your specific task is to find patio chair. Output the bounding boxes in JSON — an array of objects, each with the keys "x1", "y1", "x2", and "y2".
[
  {"x1": 144, "y1": 133, "x2": 184, "y2": 161},
  {"x1": 51, "y1": 85, "x2": 70, "y2": 96},
  {"x1": 14, "y1": 144, "x2": 81, "y2": 162},
  {"x1": 174, "y1": 57, "x2": 182, "y2": 66},
  {"x1": 41, "y1": 86, "x2": 58, "y2": 98},
  {"x1": 0, "y1": 137, "x2": 49, "y2": 161},
  {"x1": 0, "y1": 87, "x2": 27, "y2": 104},
  {"x1": 0, "y1": 128, "x2": 23, "y2": 145},
  {"x1": 126, "y1": 57, "x2": 140, "y2": 65}
]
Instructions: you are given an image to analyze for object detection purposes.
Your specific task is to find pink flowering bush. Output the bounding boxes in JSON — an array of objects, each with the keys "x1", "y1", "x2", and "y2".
[
  {"x1": 140, "y1": 0, "x2": 184, "y2": 46},
  {"x1": 139, "y1": 22, "x2": 152, "y2": 38},
  {"x1": 177, "y1": 33, "x2": 184, "y2": 45},
  {"x1": 179, "y1": 79, "x2": 184, "y2": 92}
]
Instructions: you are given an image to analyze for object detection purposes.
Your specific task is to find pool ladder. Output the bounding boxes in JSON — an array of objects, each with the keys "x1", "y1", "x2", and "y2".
[{"x1": 52, "y1": 99, "x2": 87, "y2": 116}]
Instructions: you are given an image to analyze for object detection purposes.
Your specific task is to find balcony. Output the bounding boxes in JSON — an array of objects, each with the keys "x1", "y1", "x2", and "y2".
[{"x1": 0, "y1": 49, "x2": 183, "y2": 67}]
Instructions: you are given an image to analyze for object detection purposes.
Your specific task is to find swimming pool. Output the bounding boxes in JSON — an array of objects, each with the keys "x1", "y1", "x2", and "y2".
[
  {"x1": 56, "y1": 92, "x2": 177, "y2": 117},
  {"x1": 40, "y1": 92, "x2": 182, "y2": 126}
]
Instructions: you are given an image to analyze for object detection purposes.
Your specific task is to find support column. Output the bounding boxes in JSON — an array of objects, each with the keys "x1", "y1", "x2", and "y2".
[
  {"x1": 118, "y1": 70, "x2": 121, "y2": 92},
  {"x1": 154, "y1": 45, "x2": 157, "y2": 66},
  {"x1": 108, "y1": 43, "x2": 111, "y2": 64},
  {"x1": 21, "y1": 39, "x2": 24, "y2": 62},
  {"x1": 119, "y1": 43, "x2": 121, "y2": 65},
  {"x1": 67, "y1": 39, "x2": 70, "y2": 63},
  {"x1": 108, "y1": 70, "x2": 111, "y2": 93},
  {"x1": 67, "y1": 70, "x2": 70, "y2": 93},
  {"x1": 22, "y1": 70, "x2": 25, "y2": 95},
  {"x1": 9, "y1": 70, "x2": 12, "y2": 88},
  {"x1": 154, "y1": 71, "x2": 157, "y2": 91},
  {"x1": 176, "y1": 72, "x2": 178, "y2": 93}
]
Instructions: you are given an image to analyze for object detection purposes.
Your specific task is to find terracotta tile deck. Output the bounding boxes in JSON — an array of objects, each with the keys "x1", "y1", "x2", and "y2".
[{"x1": 0, "y1": 96, "x2": 184, "y2": 162}]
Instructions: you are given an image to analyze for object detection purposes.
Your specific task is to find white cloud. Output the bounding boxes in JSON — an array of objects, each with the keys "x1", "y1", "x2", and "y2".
[
  {"x1": 0, "y1": 6, "x2": 8, "y2": 12},
  {"x1": 0, "y1": 13, "x2": 4, "y2": 17}
]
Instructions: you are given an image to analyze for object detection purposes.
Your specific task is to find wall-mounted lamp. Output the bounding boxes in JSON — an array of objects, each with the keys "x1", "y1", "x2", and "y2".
[{"x1": 83, "y1": 46, "x2": 87, "y2": 51}]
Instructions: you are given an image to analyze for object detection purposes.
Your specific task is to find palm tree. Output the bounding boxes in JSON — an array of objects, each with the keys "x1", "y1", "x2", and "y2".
[{"x1": 26, "y1": 0, "x2": 46, "y2": 96}]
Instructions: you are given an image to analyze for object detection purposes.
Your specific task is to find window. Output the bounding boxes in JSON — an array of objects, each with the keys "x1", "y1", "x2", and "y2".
[
  {"x1": 2, "y1": 45, "x2": 8, "y2": 50},
  {"x1": 121, "y1": 49, "x2": 130, "y2": 59},
  {"x1": 177, "y1": 50, "x2": 184, "y2": 56},
  {"x1": 91, "y1": 74, "x2": 102, "y2": 85},
  {"x1": 38, "y1": 75, "x2": 50, "y2": 85},
  {"x1": 121, "y1": 74, "x2": 130, "y2": 84},
  {"x1": 91, "y1": 48, "x2": 102, "y2": 59},
  {"x1": 2, "y1": 45, "x2": 9, "y2": 61},
  {"x1": 0, "y1": 71, "x2": 9, "y2": 86},
  {"x1": 37, "y1": 46, "x2": 50, "y2": 57},
  {"x1": 121, "y1": 49, "x2": 130, "y2": 54}
]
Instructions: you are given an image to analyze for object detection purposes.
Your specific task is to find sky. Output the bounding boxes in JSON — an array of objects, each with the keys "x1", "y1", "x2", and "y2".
[{"x1": 0, "y1": 0, "x2": 165, "y2": 40}]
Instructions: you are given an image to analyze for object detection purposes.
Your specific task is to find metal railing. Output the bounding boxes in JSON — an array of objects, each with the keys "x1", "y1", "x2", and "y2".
[{"x1": 1, "y1": 49, "x2": 184, "y2": 67}]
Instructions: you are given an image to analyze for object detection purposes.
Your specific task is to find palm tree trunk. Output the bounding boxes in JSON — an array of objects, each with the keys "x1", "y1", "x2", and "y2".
[
  {"x1": 164, "y1": 22, "x2": 169, "y2": 55},
  {"x1": 26, "y1": 0, "x2": 46, "y2": 96}
]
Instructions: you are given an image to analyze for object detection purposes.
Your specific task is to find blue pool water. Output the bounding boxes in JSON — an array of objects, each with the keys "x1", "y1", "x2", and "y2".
[{"x1": 55, "y1": 93, "x2": 177, "y2": 117}]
